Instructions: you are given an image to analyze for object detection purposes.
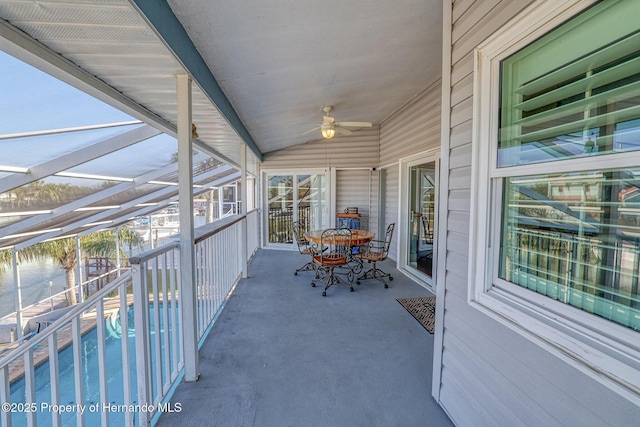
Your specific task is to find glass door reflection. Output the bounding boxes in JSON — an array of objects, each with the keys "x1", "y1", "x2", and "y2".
[{"x1": 408, "y1": 161, "x2": 437, "y2": 278}]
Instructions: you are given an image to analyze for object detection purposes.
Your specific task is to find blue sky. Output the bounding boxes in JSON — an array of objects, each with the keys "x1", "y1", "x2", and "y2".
[
  {"x1": 0, "y1": 51, "x2": 134, "y2": 135},
  {"x1": 0, "y1": 50, "x2": 178, "y2": 178}
]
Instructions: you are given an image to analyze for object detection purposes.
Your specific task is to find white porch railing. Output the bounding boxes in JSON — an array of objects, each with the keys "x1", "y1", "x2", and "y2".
[{"x1": 0, "y1": 214, "x2": 255, "y2": 427}]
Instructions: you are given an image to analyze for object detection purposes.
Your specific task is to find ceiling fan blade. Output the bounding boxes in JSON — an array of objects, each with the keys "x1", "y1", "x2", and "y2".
[
  {"x1": 335, "y1": 126, "x2": 352, "y2": 135},
  {"x1": 303, "y1": 126, "x2": 320, "y2": 135},
  {"x1": 336, "y1": 121, "x2": 372, "y2": 128}
]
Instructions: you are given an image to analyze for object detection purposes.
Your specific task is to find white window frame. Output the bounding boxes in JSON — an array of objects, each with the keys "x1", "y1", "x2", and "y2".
[{"x1": 469, "y1": 0, "x2": 640, "y2": 404}]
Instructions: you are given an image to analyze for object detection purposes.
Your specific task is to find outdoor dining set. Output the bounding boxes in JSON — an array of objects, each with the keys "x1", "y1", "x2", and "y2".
[{"x1": 292, "y1": 221, "x2": 395, "y2": 297}]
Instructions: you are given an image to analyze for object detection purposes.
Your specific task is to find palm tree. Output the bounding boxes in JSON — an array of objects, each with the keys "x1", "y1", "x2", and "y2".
[{"x1": 0, "y1": 228, "x2": 142, "y2": 306}]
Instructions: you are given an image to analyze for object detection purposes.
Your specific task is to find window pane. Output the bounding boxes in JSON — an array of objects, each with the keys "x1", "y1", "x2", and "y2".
[
  {"x1": 498, "y1": 1, "x2": 640, "y2": 167},
  {"x1": 500, "y1": 168, "x2": 640, "y2": 331}
]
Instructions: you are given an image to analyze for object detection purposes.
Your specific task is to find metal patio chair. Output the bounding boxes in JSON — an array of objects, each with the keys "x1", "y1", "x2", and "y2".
[
  {"x1": 356, "y1": 223, "x2": 395, "y2": 288},
  {"x1": 292, "y1": 221, "x2": 317, "y2": 276},
  {"x1": 311, "y1": 228, "x2": 354, "y2": 296}
]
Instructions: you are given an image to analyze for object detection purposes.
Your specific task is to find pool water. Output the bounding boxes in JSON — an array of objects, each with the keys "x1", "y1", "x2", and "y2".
[{"x1": 9, "y1": 302, "x2": 177, "y2": 427}]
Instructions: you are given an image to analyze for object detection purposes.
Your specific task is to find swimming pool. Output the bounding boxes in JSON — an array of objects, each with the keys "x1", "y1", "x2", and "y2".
[{"x1": 9, "y1": 302, "x2": 177, "y2": 427}]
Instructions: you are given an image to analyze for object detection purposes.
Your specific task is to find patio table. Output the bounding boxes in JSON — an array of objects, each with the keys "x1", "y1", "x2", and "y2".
[{"x1": 304, "y1": 229, "x2": 374, "y2": 275}]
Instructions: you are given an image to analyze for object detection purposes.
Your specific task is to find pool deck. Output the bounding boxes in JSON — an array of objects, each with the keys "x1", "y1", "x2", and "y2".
[{"x1": 156, "y1": 249, "x2": 454, "y2": 427}]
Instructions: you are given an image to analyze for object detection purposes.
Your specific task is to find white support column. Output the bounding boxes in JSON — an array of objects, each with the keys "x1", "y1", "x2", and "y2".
[
  {"x1": 177, "y1": 74, "x2": 199, "y2": 382},
  {"x1": 12, "y1": 249, "x2": 23, "y2": 340},
  {"x1": 240, "y1": 143, "x2": 248, "y2": 278},
  {"x1": 75, "y1": 235, "x2": 84, "y2": 304}
]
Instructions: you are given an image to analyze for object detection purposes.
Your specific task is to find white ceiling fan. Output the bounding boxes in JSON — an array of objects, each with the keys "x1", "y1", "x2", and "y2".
[{"x1": 304, "y1": 106, "x2": 372, "y2": 139}]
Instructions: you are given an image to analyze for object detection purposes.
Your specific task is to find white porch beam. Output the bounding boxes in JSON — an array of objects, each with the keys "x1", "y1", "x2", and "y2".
[
  {"x1": 1, "y1": 151, "x2": 212, "y2": 237},
  {"x1": 79, "y1": 172, "x2": 240, "y2": 237},
  {"x1": 177, "y1": 74, "x2": 199, "y2": 382}
]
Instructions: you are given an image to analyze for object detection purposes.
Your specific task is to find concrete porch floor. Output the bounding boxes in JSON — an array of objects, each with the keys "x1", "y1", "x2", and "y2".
[{"x1": 156, "y1": 248, "x2": 453, "y2": 427}]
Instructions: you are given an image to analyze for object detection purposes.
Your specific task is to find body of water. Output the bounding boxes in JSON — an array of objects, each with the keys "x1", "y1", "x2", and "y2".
[{"x1": 0, "y1": 259, "x2": 67, "y2": 319}]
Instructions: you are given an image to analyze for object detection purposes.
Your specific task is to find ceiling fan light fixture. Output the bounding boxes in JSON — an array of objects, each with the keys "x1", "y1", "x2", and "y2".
[{"x1": 321, "y1": 123, "x2": 336, "y2": 139}]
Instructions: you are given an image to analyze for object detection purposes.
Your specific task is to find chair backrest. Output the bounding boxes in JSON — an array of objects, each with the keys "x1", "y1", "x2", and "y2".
[
  {"x1": 380, "y1": 223, "x2": 395, "y2": 260},
  {"x1": 319, "y1": 228, "x2": 352, "y2": 261},
  {"x1": 291, "y1": 221, "x2": 308, "y2": 254}
]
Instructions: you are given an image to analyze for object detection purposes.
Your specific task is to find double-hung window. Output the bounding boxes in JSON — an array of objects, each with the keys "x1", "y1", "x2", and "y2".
[{"x1": 470, "y1": 0, "x2": 640, "y2": 399}]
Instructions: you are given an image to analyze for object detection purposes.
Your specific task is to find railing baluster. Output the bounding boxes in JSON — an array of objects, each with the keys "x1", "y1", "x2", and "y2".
[
  {"x1": 169, "y1": 249, "x2": 179, "y2": 374},
  {"x1": 48, "y1": 332, "x2": 61, "y2": 427},
  {"x1": 118, "y1": 283, "x2": 133, "y2": 427},
  {"x1": 161, "y1": 252, "x2": 171, "y2": 389},
  {"x1": 1, "y1": 365, "x2": 11, "y2": 427},
  {"x1": 95, "y1": 300, "x2": 109, "y2": 427},
  {"x1": 71, "y1": 317, "x2": 85, "y2": 427},
  {"x1": 151, "y1": 258, "x2": 163, "y2": 402},
  {"x1": 23, "y1": 349, "x2": 35, "y2": 427}
]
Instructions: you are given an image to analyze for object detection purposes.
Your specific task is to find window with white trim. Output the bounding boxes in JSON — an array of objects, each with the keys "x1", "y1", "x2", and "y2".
[{"x1": 471, "y1": 0, "x2": 640, "y2": 397}]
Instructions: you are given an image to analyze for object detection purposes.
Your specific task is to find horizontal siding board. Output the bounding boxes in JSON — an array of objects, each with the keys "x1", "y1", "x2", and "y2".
[
  {"x1": 380, "y1": 83, "x2": 441, "y2": 166},
  {"x1": 452, "y1": 0, "x2": 535, "y2": 64},
  {"x1": 446, "y1": 230, "x2": 468, "y2": 259},
  {"x1": 336, "y1": 169, "x2": 377, "y2": 230},
  {"x1": 452, "y1": 0, "x2": 501, "y2": 45},
  {"x1": 450, "y1": 122, "x2": 472, "y2": 149},
  {"x1": 451, "y1": 51, "x2": 473, "y2": 87},
  {"x1": 450, "y1": 72, "x2": 473, "y2": 107},
  {"x1": 447, "y1": 188, "x2": 470, "y2": 212},
  {"x1": 449, "y1": 144, "x2": 472, "y2": 169},
  {"x1": 448, "y1": 165, "x2": 471, "y2": 190},
  {"x1": 450, "y1": 96, "x2": 473, "y2": 128},
  {"x1": 447, "y1": 210, "x2": 470, "y2": 234},
  {"x1": 444, "y1": 268, "x2": 467, "y2": 297},
  {"x1": 451, "y1": 0, "x2": 475, "y2": 24},
  {"x1": 439, "y1": 362, "x2": 497, "y2": 427}
]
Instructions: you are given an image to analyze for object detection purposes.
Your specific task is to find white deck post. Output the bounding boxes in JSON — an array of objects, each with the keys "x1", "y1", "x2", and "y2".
[
  {"x1": 12, "y1": 249, "x2": 23, "y2": 340},
  {"x1": 240, "y1": 143, "x2": 248, "y2": 278},
  {"x1": 177, "y1": 74, "x2": 199, "y2": 381}
]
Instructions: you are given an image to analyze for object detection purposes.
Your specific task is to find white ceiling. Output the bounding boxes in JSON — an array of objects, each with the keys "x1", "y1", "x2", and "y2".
[{"x1": 167, "y1": 0, "x2": 443, "y2": 154}]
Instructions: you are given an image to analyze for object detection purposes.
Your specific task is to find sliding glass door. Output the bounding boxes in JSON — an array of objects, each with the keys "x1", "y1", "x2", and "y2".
[
  {"x1": 399, "y1": 151, "x2": 439, "y2": 287},
  {"x1": 408, "y1": 162, "x2": 437, "y2": 278},
  {"x1": 265, "y1": 171, "x2": 328, "y2": 246}
]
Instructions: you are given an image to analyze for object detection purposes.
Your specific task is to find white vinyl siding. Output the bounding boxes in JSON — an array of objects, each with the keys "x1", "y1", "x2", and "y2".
[
  {"x1": 260, "y1": 128, "x2": 379, "y2": 169},
  {"x1": 383, "y1": 165, "x2": 399, "y2": 261},
  {"x1": 336, "y1": 169, "x2": 379, "y2": 233},
  {"x1": 438, "y1": 0, "x2": 640, "y2": 426},
  {"x1": 380, "y1": 81, "x2": 442, "y2": 167}
]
